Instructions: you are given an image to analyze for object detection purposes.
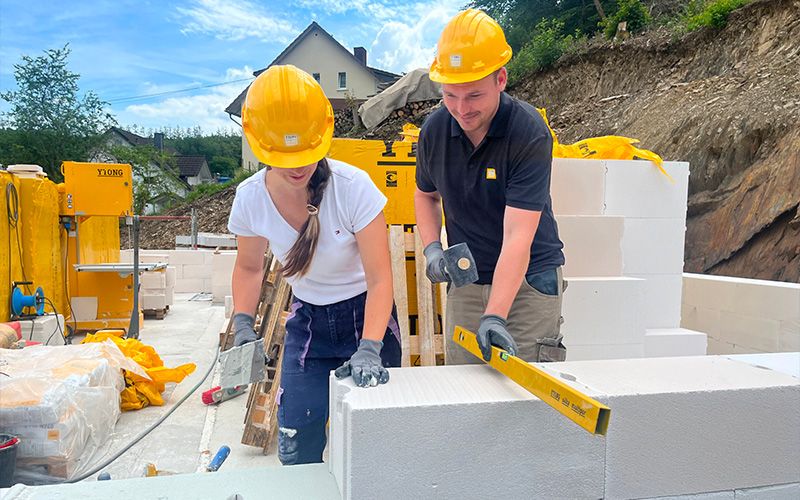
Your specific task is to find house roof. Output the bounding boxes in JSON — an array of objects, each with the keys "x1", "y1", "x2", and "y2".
[
  {"x1": 175, "y1": 155, "x2": 208, "y2": 178},
  {"x1": 110, "y1": 127, "x2": 152, "y2": 147},
  {"x1": 224, "y1": 21, "x2": 401, "y2": 118},
  {"x1": 107, "y1": 127, "x2": 178, "y2": 154}
]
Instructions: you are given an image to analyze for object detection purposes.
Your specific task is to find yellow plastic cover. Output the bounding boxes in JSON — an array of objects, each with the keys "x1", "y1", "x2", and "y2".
[{"x1": 82, "y1": 332, "x2": 196, "y2": 411}]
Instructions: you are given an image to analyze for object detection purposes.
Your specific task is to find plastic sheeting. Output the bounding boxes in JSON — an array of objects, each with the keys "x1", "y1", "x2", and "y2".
[
  {"x1": 358, "y1": 68, "x2": 441, "y2": 129},
  {"x1": 0, "y1": 341, "x2": 149, "y2": 483},
  {"x1": 82, "y1": 332, "x2": 196, "y2": 411}
]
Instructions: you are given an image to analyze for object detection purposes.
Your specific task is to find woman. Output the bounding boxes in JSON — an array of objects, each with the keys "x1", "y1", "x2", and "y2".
[{"x1": 227, "y1": 65, "x2": 401, "y2": 466}]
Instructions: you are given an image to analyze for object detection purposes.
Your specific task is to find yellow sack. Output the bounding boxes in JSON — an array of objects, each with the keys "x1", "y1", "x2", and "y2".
[
  {"x1": 537, "y1": 108, "x2": 673, "y2": 182},
  {"x1": 82, "y1": 332, "x2": 196, "y2": 411}
]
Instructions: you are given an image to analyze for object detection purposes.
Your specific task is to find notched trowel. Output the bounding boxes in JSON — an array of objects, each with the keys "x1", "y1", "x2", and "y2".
[{"x1": 217, "y1": 339, "x2": 267, "y2": 388}]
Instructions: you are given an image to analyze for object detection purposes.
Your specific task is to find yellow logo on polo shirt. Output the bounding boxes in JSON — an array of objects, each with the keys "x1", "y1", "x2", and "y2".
[{"x1": 486, "y1": 168, "x2": 496, "y2": 180}]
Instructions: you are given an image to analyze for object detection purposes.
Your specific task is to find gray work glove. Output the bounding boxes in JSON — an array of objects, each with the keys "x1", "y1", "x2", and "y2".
[
  {"x1": 334, "y1": 339, "x2": 389, "y2": 388},
  {"x1": 477, "y1": 314, "x2": 519, "y2": 362},
  {"x1": 423, "y1": 241, "x2": 450, "y2": 283},
  {"x1": 232, "y1": 312, "x2": 258, "y2": 347}
]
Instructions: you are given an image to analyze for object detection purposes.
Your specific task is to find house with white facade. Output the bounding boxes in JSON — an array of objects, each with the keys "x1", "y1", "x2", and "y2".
[{"x1": 225, "y1": 21, "x2": 401, "y2": 171}]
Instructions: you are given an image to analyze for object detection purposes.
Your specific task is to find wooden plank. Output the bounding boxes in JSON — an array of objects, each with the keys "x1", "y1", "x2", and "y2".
[
  {"x1": 413, "y1": 229, "x2": 436, "y2": 366},
  {"x1": 408, "y1": 333, "x2": 444, "y2": 355},
  {"x1": 388, "y1": 226, "x2": 412, "y2": 367},
  {"x1": 439, "y1": 226, "x2": 449, "y2": 364}
]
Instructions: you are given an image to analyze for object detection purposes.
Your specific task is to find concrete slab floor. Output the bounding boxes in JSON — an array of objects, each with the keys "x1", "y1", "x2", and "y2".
[{"x1": 68, "y1": 293, "x2": 280, "y2": 483}]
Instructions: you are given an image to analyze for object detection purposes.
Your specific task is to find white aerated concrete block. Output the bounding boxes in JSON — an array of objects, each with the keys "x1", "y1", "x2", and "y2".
[
  {"x1": 650, "y1": 492, "x2": 734, "y2": 500},
  {"x1": 165, "y1": 266, "x2": 176, "y2": 287},
  {"x1": 173, "y1": 278, "x2": 206, "y2": 293},
  {"x1": 165, "y1": 285, "x2": 174, "y2": 306},
  {"x1": 556, "y1": 215, "x2": 624, "y2": 277},
  {"x1": 622, "y1": 218, "x2": 686, "y2": 275},
  {"x1": 224, "y1": 296, "x2": 233, "y2": 319},
  {"x1": 141, "y1": 294, "x2": 167, "y2": 310},
  {"x1": 70, "y1": 297, "x2": 97, "y2": 321},
  {"x1": 551, "y1": 159, "x2": 606, "y2": 215},
  {"x1": 565, "y1": 343, "x2": 644, "y2": 361},
  {"x1": 330, "y1": 365, "x2": 606, "y2": 500},
  {"x1": 629, "y1": 273, "x2": 683, "y2": 329},
  {"x1": 211, "y1": 252, "x2": 236, "y2": 304},
  {"x1": 779, "y1": 320, "x2": 800, "y2": 351},
  {"x1": 644, "y1": 328, "x2": 707, "y2": 357},
  {"x1": 168, "y1": 249, "x2": 206, "y2": 266},
  {"x1": 561, "y1": 277, "x2": 645, "y2": 346},
  {"x1": 182, "y1": 264, "x2": 212, "y2": 279},
  {"x1": 734, "y1": 483, "x2": 800, "y2": 499},
  {"x1": 725, "y1": 353, "x2": 800, "y2": 379},
  {"x1": 19, "y1": 314, "x2": 66, "y2": 345},
  {"x1": 603, "y1": 160, "x2": 689, "y2": 219},
  {"x1": 140, "y1": 271, "x2": 166, "y2": 289},
  {"x1": 550, "y1": 356, "x2": 800, "y2": 499}
]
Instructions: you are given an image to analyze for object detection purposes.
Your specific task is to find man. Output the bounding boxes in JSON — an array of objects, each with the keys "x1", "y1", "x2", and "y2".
[{"x1": 414, "y1": 8, "x2": 567, "y2": 364}]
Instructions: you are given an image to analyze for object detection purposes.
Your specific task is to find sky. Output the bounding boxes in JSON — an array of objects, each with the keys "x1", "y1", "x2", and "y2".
[{"x1": 0, "y1": 0, "x2": 465, "y2": 134}]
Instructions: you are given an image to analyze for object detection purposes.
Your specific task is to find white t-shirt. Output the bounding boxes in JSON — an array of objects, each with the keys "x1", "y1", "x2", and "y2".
[{"x1": 228, "y1": 159, "x2": 387, "y2": 305}]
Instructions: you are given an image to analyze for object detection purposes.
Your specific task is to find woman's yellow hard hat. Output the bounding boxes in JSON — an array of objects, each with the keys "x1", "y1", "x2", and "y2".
[{"x1": 242, "y1": 65, "x2": 334, "y2": 168}]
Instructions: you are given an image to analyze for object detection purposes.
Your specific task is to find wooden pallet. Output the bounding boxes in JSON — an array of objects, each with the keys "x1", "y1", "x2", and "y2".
[
  {"x1": 143, "y1": 305, "x2": 169, "y2": 320},
  {"x1": 240, "y1": 252, "x2": 292, "y2": 450},
  {"x1": 388, "y1": 225, "x2": 446, "y2": 366},
  {"x1": 16, "y1": 456, "x2": 77, "y2": 480}
]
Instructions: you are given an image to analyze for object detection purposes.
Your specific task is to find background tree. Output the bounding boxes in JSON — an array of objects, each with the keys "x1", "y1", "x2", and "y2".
[
  {"x1": 0, "y1": 44, "x2": 115, "y2": 179},
  {"x1": 471, "y1": 0, "x2": 616, "y2": 51}
]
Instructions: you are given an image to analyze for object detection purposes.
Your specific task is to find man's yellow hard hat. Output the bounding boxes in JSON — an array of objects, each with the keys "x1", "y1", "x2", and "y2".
[
  {"x1": 242, "y1": 65, "x2": 334, "y2": 168},
  {"x1": 429, "y1": 9, "x2": 512, "y2": 84}
]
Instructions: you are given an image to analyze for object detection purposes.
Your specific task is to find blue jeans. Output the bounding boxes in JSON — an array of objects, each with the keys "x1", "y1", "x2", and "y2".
[{"x1": 276, "y1": 291, "x2": 402, "y2": 465}]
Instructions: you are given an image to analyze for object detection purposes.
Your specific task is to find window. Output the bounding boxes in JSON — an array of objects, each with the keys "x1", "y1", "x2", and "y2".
[
  {"x1": 312, "y1": 73, "x2": 320, "y2": 83},
  {"x1": 338, "y1": 72, "x2": 347, "y2": 89}
]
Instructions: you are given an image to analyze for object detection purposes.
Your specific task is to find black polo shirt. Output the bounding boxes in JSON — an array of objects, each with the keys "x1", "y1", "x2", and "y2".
[{"x1": 416, "y1": 92, "x2": 564, "y2": 284}]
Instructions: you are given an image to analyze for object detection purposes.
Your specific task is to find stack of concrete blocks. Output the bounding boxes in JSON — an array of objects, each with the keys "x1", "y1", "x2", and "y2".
[
  {"x1": 682, "y1": 273, "x2": 800, "y2": 354},
  {"x1": 18, "y1": 314, "x2": 66, "y2": 345},
  {"x1": 138, "y1": 266, "x2": 176, "y2": 313},
  {"x1": 121, "y1": 249, "x2": 220, "y2": 294},
  {"x1": 175, "y1": 232, "x2": 237, "y2": 249},
  {"x1": 210, "y1": 251, "x2": 237, "y2": 305},
  {"x1": 330, "y1": 355, "x2": 800, "y2": 499},
  {"x1": 551, "y1": 159, "x2": 706, "y2": 360}
]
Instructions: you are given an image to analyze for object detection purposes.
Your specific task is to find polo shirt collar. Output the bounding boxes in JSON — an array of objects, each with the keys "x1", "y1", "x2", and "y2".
[{"x1": 448, "y1": 92, "x2": 513, "y2": 139}]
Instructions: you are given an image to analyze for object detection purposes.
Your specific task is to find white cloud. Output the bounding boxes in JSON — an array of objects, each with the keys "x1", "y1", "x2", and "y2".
[
  {"x1": 117, "y1": 66, "x2": 254, "y2": 133},
  {"x1": 176, "y1": 0, "x2": 297, "y2": 43},
  {"x1": 298, "y1": 0, "x2": 394, "y2": 20},
  {"x1": 369, "y1": 1, "x2": 461, "y2": 73}
]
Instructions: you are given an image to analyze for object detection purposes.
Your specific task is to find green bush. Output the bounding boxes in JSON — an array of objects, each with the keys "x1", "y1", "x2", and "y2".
[
  {"x1": 183, "y1": 168, "x2": 250, "y2": 204},
  {"x1": 603, "y1": 0, "x2": 651, "y2": 39},
  {"x1": 507, "y1": 19, "x2": 568, "y2": 85},
  {"x1": 685, "y1": 0, "x2": 749, "y2": 30}
]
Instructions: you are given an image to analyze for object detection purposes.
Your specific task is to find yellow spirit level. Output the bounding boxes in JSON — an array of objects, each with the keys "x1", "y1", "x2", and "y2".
[{"x1": 454, "y1": 327, "x2": 611, "y2": 435}]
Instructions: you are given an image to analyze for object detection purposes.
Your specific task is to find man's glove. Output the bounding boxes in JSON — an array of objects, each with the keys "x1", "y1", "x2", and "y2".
[
  {"x1": 423, "y1": 241, "x2": 450, "y2": 283},
  {"x1": 232, "y1": 312, "x2": 258, "y2": 347},
  {"x1": 476, "y1": 315, "x2": 518, "y2": 362},
  {"x1": 334, "y1": 339, "x2": 389, "y2": 388}
]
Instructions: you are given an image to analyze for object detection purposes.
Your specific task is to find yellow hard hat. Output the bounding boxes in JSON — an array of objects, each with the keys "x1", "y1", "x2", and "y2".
[
  {"x1": 242, "y1": 65, "x2": 334, "y2": 168},
  {"x1": 429, "y1": 9, "x2": 512, "y2": 84}
]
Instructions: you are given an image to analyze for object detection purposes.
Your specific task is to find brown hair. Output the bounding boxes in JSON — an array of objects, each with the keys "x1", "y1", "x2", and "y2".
[{"x1": 281, "y1": 158, "x2": 331, "y2": 278}]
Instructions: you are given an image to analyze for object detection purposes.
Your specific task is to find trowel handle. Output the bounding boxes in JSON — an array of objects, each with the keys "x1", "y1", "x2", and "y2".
[{"x1": 207, "y1": 445, "x2": 231, "y2": 472}]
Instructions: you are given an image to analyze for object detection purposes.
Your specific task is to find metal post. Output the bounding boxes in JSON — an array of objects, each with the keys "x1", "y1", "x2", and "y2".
[
  {"x1": 127, "y1": 215, "x2": 140, "y2": 339},
  {"x1": 191, "y1": 208, "x2": 198, "y2": 250}
]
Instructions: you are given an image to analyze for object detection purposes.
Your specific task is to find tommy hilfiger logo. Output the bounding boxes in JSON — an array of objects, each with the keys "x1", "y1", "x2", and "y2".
[
  {"x1": 486, "y1": 168, "x2": 497, "y2": 180},
  {"x1": 334, "y1": 229, "x2": 341, "y2": 235}
]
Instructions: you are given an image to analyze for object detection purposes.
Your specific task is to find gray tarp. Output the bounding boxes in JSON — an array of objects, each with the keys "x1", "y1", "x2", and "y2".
[{"x1": 358, "y1": 68, "x2": 441, "y2": 129}]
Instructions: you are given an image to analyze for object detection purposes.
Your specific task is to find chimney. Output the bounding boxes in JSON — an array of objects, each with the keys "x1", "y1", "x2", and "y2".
[
  {"x1": 154, "y1": 132, "x2": 164, "y2": 151},
  {"x1": 354, "y1": 47, "x2": 367, "y2": 66}
]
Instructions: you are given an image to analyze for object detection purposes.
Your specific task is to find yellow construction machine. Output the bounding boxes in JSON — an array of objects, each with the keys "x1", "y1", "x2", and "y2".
[{"x1": 1, "y1": 161, "x2": 161, "y2": 341}]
